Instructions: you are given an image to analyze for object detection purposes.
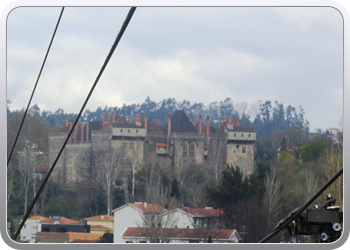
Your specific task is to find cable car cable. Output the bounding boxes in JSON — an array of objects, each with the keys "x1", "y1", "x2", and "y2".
[
  {"x1": 12, "y1": 6, "x2": 137, "y2": 241},
  {"x1": 258, "y1": 167, "x2": 343, "y2": 243},
  {"x1": 7, "y1": 7, "x2": 65, "y2": 167}
]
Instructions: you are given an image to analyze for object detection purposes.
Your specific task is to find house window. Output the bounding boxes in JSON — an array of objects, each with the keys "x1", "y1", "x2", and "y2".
[
  {"x1": 249, "y1": 134, "x2": 251, "y2": 137},
  {"x1": 120, "y1": 129, "x2": 123, "y2": 132},
  {"x1": 234, "y1": 133, "x2": 236, "y2": 137},
  {"x1": 139, "y1": 241, "x2": 147, "y2": 243},
  {"x1": 241, "y1": 133, "x2": 244, "y2": 137},
  {"x1": 22, "y1": 236, "x2": 26, "y2": 240},
  {"x1": 24, "y1": 224, "x2": 26, "y2": 229},
  {"x1": 123, "y1": 142, "x2": 127, "y2": 149},
  {"x1": 136, "y1": 129, "x2": 138, "y2": 133},
  {"x1": 125, "y1": 241, "x2": 133, "y2": 243},
  {"x1": 242, "y1": 147, "x2": 247, "y2": 153}
]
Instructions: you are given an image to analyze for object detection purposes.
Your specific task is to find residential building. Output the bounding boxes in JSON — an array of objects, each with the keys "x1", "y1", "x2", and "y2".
[
  {"x1": 163, "y1": 207, "x2": 223, "y2": 229},
  {"x1": 112, "y1": 202, "x2": 167, "y2": 243},
  {"x1": 84, "y1": 215, "x2": 114, "y2": 234},
  {"x1": 326, "y1": 128, "x2": 339, "y2": 135},
  {"x1": 121, "y1": 227, "x2": 241, "y2": 243},
  {"x1": 20, "y1": 215, "x2": 49, "y2": 243},
  {"x1": 36, "y1": 232, "x2": 102, "y2": 243}
]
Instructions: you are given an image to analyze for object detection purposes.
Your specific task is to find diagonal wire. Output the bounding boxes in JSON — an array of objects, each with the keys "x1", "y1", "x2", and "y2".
[
  {"x1": 7, "y1": 7, "x2": 65, "y2": 167},
  {"x1": 12, "y1": 6, "x2": 137, "y2": 241},
  {"x1": 258, "y1": 167, "x2": 343, "y2": 243}
]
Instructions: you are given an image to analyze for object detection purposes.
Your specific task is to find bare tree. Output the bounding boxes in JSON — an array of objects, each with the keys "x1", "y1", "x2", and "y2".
[
  {"x1": 77, "y1": 148, "x2": 104, "y2": 215},
  {"x1": 181, "y1": 164, "x2": 212, "y2": 208},
  {"x1": 95, "y1": 146, "x2": 125, "y2": 215},
  {"x1": 263, "y1": 167, "x2": 282, "y2": 233},
  {"x1": 78, "y1": 146, "x2": 125, "y2": 215},
  {"x1": 207, "y1": 136, "x2": 226, "y2": 186},
  {"x1": 17, "y1": 141, "x2": 38, "y2": 215},
  {"x1": 139, "y1": 183, "x2": 179, "y2": 243},
  {"x1": 304, "y1": 168, "x2": 319, "y2": 203},
  {"x1": 323, "y1": 143, "x2": 343, "y2": 210}
]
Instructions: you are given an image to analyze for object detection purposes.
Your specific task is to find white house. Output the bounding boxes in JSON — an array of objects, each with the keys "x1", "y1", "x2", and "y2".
[
  {"x1": 20, "y1": 215, "x2": 49, "y2": 243},
  {"x1": 112, "y1": 202, "x2": 168, "y2": 243},
  {"x1": 327, "y1": 128, "x2": 339, "y2": 135},
  {"x1": 121, "y1": 227, "x2": 241, "y2": 243},
  {"x1": 162, "y1": 207, "x2": 223, "y2": 229}
]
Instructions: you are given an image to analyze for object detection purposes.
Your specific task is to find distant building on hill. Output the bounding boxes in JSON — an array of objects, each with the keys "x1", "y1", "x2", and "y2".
[{"x1": 49, "y1": 110, "x2": 256, "y2": 185}]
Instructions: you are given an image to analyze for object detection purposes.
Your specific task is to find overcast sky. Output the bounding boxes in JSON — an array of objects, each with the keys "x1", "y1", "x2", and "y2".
[{"x1": 6, "y1": 6, "x2": 343, "y2": 131}]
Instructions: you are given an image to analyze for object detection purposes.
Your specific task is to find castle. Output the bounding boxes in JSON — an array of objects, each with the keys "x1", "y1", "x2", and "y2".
[{"x1": 49, "y1": 110, "x2": 256, "y2": 186}]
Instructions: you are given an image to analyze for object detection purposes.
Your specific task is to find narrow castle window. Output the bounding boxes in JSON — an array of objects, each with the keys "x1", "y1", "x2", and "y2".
[
  {"x1": 189, "y1": 142, "x2": 195, "y2": 158},
  {"x1": 183, "y1": 143, "x2": 188, "y2": 158},
  {"x1": 123, "y1": 142, "x2": 127, "y2": 149},
  {"x1": 241, "y1": 133, "x2": 243, "y2": 137},
  {"x1": 120, "y1": 129, "x2": 123, "y2": 132},
  {"x1": 234, "y1": 133, "x2": 236, "y2": 137},
  {"x1": 242, "y1": 147, "x2": 247, "y2": 153}
]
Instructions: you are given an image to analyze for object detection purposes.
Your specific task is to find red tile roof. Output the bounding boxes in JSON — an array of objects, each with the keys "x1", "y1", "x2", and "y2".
[
  {"x1": 68, "y1": 232, "x2": 103, "y2": 241},
  {"x1": 40, "y1": 216, "x2": 80, "y2": 224},
  {"x1": 179, "y1": 207, "x2": 223, "y2": 217},
  {"x1": 84, "y1": 215, "x2": 114, "y2": 221},
  {"x1": 70, "y1": 239, "x2": 98, "y2": 243},
  {"x1": 27, "y1": 215, "x2": 49, "y2": 221},
  {"x1": 37, "y1": 232, "x2": 103, "y2": 242},
  {"x1": 122, "y1": 227, "x2": 236, "y2": 240},
  {"x1": 91, "y1": 225, "x2": 113, "y2": 231},
  {"x1": 129, "y1": 203, "x2": 168, "y2": 213}
]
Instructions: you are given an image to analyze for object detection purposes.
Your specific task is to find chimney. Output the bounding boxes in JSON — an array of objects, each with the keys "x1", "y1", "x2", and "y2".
[
  {"x1": 108, "y1": 113, "x2": 110, "y2": 123},
  {"x1": 86, "y1": 123, "x2": 89, "y2": 141},
  {"x1": 206, "y1": 116, "x2": 210, "y2": 137},
  {"x1": 157, "y1": 119, "x2": 160, "y2": 125},
  {"x1": 113, "y1": 111, "x2": 116, "y2": 122},
  {"x1": 81, "y1": 123, "x2": 84, "y2": 142},
  {"x1": 74, "y1": 122, "x2": 78, "y2": 142},
  {"x1": 129, "y1": 117, "x2": 132, "y2": 123},
  {"x1": 66, "y1": 115, "x2": 69, "y2": 125},
  {"x1": 144, "y1": 113, "x2": 148, "y2": 134},
  {"x1": 193, "y1": 116, "x2": 196, "y2": 126},
  {"x1": 102, "y1": 113, "x2": 105, "y2": 125},
  {"x1": 219, "y1": 117, "x2": 221, "y2": 128},
  {"x1": 167, "y1": 114, "x2": 171, "y2": 136},
  {"x1": 69, "y1": 123, "x2": 72, "y2": 143},
  {"x1": 223, "y1": 117, "x2": 226, "y2": 123},
  {"x1": 199, "y1": 115, "x2": 202, "y2": 134},
  {"x1": 237, "y1": 117, "x2": 240, "y2": 126}
]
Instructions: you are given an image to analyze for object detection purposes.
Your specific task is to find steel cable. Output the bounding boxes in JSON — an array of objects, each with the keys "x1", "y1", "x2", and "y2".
[
  {"x1": 7, "y1": 7, "x2": 65, "y2": 166},
  {"x1": 258, "y1": 167, "x2": 343, "y2": 243},
  {"x1": 12, "y1": 6, "x2": 137, "y2": 241}
]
